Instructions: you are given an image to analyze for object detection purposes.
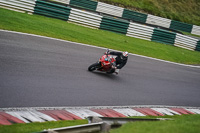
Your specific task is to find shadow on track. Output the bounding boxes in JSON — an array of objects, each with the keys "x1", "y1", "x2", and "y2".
[{"x1": 88, "y1": 71, "x2": 121, "y2": 81}]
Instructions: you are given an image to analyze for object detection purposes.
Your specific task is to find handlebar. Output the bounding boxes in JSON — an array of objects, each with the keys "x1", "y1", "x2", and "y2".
[{"x1": 105, "y1": 49, "x2": 110, "y2": 57}]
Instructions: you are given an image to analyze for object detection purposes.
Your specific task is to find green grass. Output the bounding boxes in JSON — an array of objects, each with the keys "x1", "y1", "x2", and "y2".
[
  {"x1": 110, "y1": 115, "x2": 200, "y2": 133},
  {"x1": 99, "y1": 0, "x2": 200, "y2": 26},
  {"x1": 182, "y1": 31, "x2": 200, "y2": 38},
  {"x1": 0, "y1": 8, "x2": 200, "y2": 64},
  {"x1": 0, "y1": 119, "x2": 87, "y2": 133}
]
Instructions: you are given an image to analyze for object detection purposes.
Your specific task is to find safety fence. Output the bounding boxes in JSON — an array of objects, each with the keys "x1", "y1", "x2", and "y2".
[
  {"x1": 196, "y1": 40, "x2": 200, "y2": 51},
  {"x1": 96, "y1": 2, "x2": 124, "y2": 17},
  {"x1": 175, "y1": 34, "x2": 199, "y2": 51},
  {"x1": 69, "y1": 0, "x2": 98, "y2": 11},
  {"x1": 126, "y1": 22, "x2": 154, "y2": 41},
  {"x1": 2, "y1": 0, "x2": 199, "y2": 36},
  {"x1": 34, "y1": 0, "x2": 71, "y2": 20},
  {"x1": 68, "y1": 8, "x2": 102, "y2": 28},
  {"x1": 53, "y1": 0, "x2": 70, "y2": 5},
  {"x1": 170, "y1": 20, "x2": 193, "y2": 33},
  {"x1": 122, "y1": 9, "x2": 147, "y2": 23},
  {"x1": 0, "y1": 0, "x2": 200, "y2": 52},
  {"x1": 100, "y1": 16, "x2": 129, "y2": 34},
  {"x1": 54, "y1": 0, "x2": 200, "y2": 36},
  {"x1": 192, "y1": 25, "x2": 200, "y2": 36},
  {"x1": 0, "y1": 0, "x2": 36, "y2": 13},
  {"x1": 151, "y1": 29, "x2": 176, "y2": 45},
  {"x1": 146, "y1": 14, "x2": 171, "y2": 28}
]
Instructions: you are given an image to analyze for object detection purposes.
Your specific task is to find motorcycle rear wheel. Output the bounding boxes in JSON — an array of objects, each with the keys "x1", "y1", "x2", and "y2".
[{"x1": 88, "y1": 62, "x2": 101, "y2": 71}]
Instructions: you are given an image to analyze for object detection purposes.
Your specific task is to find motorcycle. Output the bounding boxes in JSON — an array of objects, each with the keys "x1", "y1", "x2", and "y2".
[{"x1": 88, "y1": 49, "x2": 116, "y2": 74}]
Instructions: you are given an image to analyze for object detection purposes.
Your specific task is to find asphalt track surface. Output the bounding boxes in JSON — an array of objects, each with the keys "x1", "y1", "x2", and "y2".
[{"x1": 0, "y1": 31, "x2": 200, "y2": 108}]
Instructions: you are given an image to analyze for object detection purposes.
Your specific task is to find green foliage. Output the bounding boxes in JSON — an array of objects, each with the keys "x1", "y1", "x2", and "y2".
[
  {"x1": 0, "y1": 119, "x2": 87, "y2": 133},
  {"x1": 110, "y1": 115, "x2": 200, "y2": 133},
  {"x1": 98, "y1": 0, "x2": 200, "y2": 26},
  {"x1": 0, "y1": 8, "x2": 200, "y2": 64}
]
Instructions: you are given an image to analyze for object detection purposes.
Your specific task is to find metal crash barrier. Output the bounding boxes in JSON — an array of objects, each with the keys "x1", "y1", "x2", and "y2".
[{"x1": 35, "y1": 116, "x2": 172, "y2": 133}]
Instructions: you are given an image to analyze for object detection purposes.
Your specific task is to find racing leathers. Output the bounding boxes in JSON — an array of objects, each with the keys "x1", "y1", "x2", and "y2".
[{"x1": 109, "y1": 51, "x2": 128, "y2": 69}]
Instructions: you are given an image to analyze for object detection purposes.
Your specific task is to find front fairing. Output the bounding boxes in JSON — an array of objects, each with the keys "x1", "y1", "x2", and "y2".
[{"x1": 99, "y1": 55, "x2": 115, "y2": 71}]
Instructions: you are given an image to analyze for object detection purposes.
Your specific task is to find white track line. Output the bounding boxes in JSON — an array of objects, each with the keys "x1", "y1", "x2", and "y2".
[
  {"x1": 1, "y1": 29, "x2": 200, "y2": 68},
  {"x1": 0, "y1": 105, "x2": 200, "y2": 111}
]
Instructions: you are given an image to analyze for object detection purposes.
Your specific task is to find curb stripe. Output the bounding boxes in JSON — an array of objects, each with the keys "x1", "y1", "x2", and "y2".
[
  {"x1": 39, "y1": 110, "x2": 82, "y2": 120},
  {"x1": 113, "y1": 108, "x2": 145, "y2": 116},
  {"x1": 186, "y1": 109, "x2": 200, "y2": 114},
  {"x1": 6, "y1": 110, "x2": 56, "y2": 123},
  {"x1": 65, "y1": 109, "x2": 103, "y2": 119},
  {"x1": 0, "y1": 112, "x2": 25, "y2": 125},
  {"x1": 170, "y1": 108, "x2": 195, "y2": 115},
  {"x1": 1, "y1": 107, "x2": 200, "y2": 125},
  {"x1": 91, "y1": 109, "x2": 126, "y2": 117},
  {"x1": 134, "y1": 108, "x2": 164, "y2": 116},
  {"x1": 151, "y1": 108, "x2": 180, "y2": 115}
]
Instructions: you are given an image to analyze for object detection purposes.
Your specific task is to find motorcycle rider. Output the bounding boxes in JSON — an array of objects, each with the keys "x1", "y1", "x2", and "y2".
[{"x1": 107, "y1": 50, "x2": 128, "y2": 74}]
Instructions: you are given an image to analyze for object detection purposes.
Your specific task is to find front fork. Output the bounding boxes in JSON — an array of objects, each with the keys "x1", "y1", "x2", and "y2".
[{"x1": 97, "y1": 61, "x2": 103, "y2": 70}]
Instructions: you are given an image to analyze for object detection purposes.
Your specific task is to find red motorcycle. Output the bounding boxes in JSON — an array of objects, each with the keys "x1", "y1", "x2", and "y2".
[{"x1": 88, "y1": 49, "x2": 116, "y2": 74}]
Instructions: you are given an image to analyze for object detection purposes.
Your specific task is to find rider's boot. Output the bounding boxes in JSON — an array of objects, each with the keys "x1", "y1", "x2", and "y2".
[{"x1": 115, "y1": 69, "x2": 119, "y2": 75}]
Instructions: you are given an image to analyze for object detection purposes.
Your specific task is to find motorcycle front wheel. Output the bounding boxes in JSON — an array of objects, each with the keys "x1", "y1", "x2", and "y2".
[{"x1": 88, "y1": 62, "x2": 101, "y2": 71}]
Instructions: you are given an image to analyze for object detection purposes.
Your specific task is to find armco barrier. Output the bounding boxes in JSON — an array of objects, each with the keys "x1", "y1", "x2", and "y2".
[
  {"x1": 192, "y1": 25, "x2": 200, "y2": 36},
  {"x1": 40, "y1": 122, "x2": 104, "y2": 133},
  {"x1": 88, "y1": 116, "x2": 164, "y2": 125},
  {"x1": 146, "y1": 14, "x2": 171, "y2": 28},
  {"x1": 100, "y1": 16, "x2": 130, "y2": 34},
  {"x1": 175, "y1": 34, "x2": 199, "y2": 51},
  {"x1": 195, "y1": 40, "x2": 200, "y2": 51},
  {"x1": 96, "y1": 2, "x2": 124, "y2": 17},
  {"x1": 39, "y1": 0, "x2": 200, "y2": 35},
  {"x1": 170, "y1": 20, "x2": 193, "y2": 33},
  {"x1": 68, "y1": 8, "x2": 102, "y2": 28},
  {"x1": 122, "y1": 9, "x2": 148, "y2": 23},
  {"x1": 37, "y1": 117, "x2": 170, "y2": 133},
  {"x1": 53, "y1": 0, "x2": 70, "y2": 4},
  {"x1": 69, "y1": 0, "x2": 97, "y2": 11},
  {"x1": 151, "y1": 29, "x2": 176, "y2": 45},
  {"x1": 34, "y1": 0, "x2": 71, "y2": 21},
  {"x1": 0, "y1": 0, "x2": 36, "y2": 13},
  {"x1": 126, "y1": 22, "x2": 154, "y2": 41}
]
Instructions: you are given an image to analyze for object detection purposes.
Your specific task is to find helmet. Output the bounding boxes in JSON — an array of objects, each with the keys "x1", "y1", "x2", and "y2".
[{"x1": 123, "y1": 51, "x2": 128, "y2": 57}]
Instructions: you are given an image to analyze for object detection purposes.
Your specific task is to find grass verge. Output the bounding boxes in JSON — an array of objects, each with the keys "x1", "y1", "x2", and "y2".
[
  {"x1": 0, "y1": 119, "x2": 87, "y2": 133},
  {"x1": 0, "y1": 8, "x2": 200, "y2": 64},
  {"x1": 110, "y1": 115, "x2": 200, "y2": 133},
  {"x1": 182, "y1": 31, "x2": 200, "y2": 39}
]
